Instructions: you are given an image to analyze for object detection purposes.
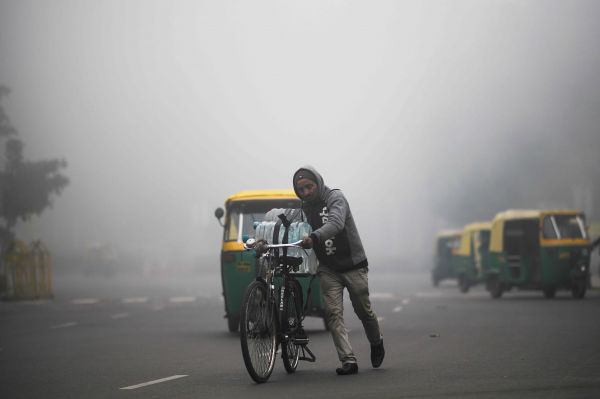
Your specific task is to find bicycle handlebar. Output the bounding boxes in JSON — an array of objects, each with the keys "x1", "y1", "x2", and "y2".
[
  {"x1": 264, "y1": 240, "x2": 303, "y2": 249},
  {"x1": 243, "y1": 238, "x2": 304, "y2": 251}
]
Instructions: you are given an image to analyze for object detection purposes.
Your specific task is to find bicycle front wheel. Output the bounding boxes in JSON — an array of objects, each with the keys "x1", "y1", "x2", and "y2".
[
  {"x1": 240, "y1": 280, "x2": 277, "y2": 383},
  {"x1": 281, "y1": 280, "x2": 302, "y2": 373}
]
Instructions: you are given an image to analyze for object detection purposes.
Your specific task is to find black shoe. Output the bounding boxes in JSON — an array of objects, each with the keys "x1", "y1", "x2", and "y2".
[
  {"x1": 336, "y1": 362, "x2": 358, "y2": 375},
  {"x1": 371, "y1": 340, "x2": 385, "y2": 368}
]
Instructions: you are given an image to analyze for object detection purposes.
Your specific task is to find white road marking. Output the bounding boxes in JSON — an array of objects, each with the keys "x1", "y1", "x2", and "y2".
[
  {"x1": 122, "y1": 297, "x2": 148, "y2": 304},
  {"x1": 462, "y1": 292, "x2": 490, "y2": 298},
  {"x1": 415, "y1": 292, "x2": 442, "y2": 298},
  {"x1": 110, "y1": 312, "x2": 129, "y2": 319},
  {"x1": 414, "y1": 291, "x2": 491, "y2": 299},
  {"x1": 370, "y1": 292, "x2": 396, "y2": 300},
  {"x1": 169, "y1": 296, "x2": 196, "y2": 303},
  {"x1": 119, "y1": 375, "x2": 188, "y2": 390},
  {"x1": 71, "y1": 298, "x2": 99, "y2": 305},
  {"x1": 393, "y1": 306, "x2": 403, "y2": 313},
  {"x1": 51, "y1": 321, "x2": 79, "y2": 329},
  {"x1": 377, "y1": 316, "x2": 385, "y2": 322},
  {"x1": 401, "y1": 298, "x2": 411, "y2": 305}
]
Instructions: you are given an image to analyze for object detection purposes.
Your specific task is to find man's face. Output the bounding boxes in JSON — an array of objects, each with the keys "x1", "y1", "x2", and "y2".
[{"x1": 296, "y1": 178, "x2": 318, "y2": 202}]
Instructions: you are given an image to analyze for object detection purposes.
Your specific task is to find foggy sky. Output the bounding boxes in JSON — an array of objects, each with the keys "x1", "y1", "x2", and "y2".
[{"x1": 1, "y1": 1, "x2": 599, "y2": 267}]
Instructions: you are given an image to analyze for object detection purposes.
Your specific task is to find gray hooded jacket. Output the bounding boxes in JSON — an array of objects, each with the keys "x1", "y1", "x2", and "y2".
[{"x1": 293, "y1": 166, "x2": 368, "y2": 272}]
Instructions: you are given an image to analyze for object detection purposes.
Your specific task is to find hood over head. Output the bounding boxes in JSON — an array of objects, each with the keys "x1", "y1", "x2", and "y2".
[{"x1": 293, "y1": 166, "x2": 329, "y2": 203}]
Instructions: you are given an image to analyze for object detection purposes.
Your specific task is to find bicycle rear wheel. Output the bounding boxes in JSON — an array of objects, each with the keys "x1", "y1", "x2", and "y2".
[
  {"x1": 281, "y1": 280, "x2": 303, "y2": 373},
  {"x1": 240, "y1": 280, "x2": 277, "y2": 383}
]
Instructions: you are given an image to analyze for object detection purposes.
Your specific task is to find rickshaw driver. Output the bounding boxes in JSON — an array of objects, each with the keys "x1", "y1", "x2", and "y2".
[{"x1": 293, "y1": 166, "x2": 384, "y2": 376}]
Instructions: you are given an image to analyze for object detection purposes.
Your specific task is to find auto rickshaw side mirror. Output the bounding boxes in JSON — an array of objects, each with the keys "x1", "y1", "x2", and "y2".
[{"x1": 214, "y1": 207, "x2": 225, "y2": 227}]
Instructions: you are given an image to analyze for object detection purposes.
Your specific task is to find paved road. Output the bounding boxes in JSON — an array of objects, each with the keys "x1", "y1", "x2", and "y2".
[{"x1": 2, "y1": 269, "x2": 600, "y2": 398}]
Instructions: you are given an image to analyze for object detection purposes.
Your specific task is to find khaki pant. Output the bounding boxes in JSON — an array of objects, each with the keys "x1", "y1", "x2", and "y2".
[{"x1": 318, "y1": 265, "x2": 382, "y2": 364}]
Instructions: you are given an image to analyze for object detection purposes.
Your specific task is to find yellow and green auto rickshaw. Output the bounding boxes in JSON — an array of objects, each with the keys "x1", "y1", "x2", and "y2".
[
  {"x1": 214, "y1": 189, "x2": 325, "y2": 332},
  {"x1": 453, "y1": 222, "x2": 492, "y2": 293},
  {"x1": 431, "y1": 230, "x2": 461, "y2": 287},
  {"x1": 485, "y1": 209, "x2": 591, "y2": 299}
]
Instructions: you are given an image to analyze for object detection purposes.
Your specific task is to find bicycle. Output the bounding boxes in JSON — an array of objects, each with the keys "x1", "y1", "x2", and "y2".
[{"x1": 240, "y1": 237, "x2": 316, "y2": 383}]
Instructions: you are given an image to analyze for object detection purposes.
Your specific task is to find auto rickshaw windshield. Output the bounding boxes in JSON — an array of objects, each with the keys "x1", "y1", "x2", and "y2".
[
  {"x1": 542, "y1": 214, "x2": 587, "y2": 240},
  {"x1": 224, "y1": 199, "x2": 300, "y2": 242},
  {"x1": 437, "y1": 236, "x2": 459, "y2": 256}
]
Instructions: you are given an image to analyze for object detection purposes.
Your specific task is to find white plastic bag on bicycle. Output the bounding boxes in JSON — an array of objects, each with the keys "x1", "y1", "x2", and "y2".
[{"x1": 255, "y1": 209, "x2": 318, "y2": 275}]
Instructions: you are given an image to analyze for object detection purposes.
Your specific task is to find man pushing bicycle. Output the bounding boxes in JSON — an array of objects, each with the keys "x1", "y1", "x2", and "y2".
[{"x1": 293, "y1": 166, "x2": 385, "y2": 375}]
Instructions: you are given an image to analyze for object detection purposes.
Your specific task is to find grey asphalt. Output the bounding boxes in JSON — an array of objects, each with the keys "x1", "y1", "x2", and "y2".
[{"x1": 1, "y1": 269, "x2": 600, "y2": 399}]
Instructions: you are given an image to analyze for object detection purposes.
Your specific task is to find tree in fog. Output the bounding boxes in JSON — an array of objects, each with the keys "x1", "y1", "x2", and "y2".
[
  {"x1": 0, "y1": 85, "x2": 69, "y2": 251},
  {"x1": 431, "y1": 134, "x2": 600, "y2": 226}
]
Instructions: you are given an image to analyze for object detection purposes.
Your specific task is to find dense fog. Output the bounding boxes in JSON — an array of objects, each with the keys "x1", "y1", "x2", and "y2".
[{"x1": 1, "y1": 1, "x2": 598, "y2": 274}]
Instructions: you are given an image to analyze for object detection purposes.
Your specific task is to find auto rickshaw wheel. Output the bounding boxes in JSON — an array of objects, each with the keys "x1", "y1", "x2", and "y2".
[
  {"x1": 431, "y1": 271, "x2": 440, "y2": 287},
  {"x1": 488, "y1": 276, "x2": 503, "y2": 299},
  {"x1": 571, "y1": 279, "x2": 586, "y2": 299},
  {"x1": 542, "y1": 287, "x2": 556, "y2": 299},
  {"x1": 458, "y1": 274, "x2": 470, "y2": 293},
  {"x1": 227, "y1": 314, "x2": 240, "y2": 333}
]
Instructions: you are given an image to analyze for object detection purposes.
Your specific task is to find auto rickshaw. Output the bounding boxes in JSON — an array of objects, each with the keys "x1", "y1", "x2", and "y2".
[
  {"x1": 485, "y1": 209, "x2": 591, "y2": 299},
  {"x1": 431, "y1": 230, "x2": 461, "y2": 286},
  {"x1": 590, "y1": 223, "x2": 600, "y2": 278},
  {"x1": 215, "y1": 189, "x2": 326, "y2": 332},
  {"x1": 453, "y1": 222, "x2": 492, "y2": 293}
]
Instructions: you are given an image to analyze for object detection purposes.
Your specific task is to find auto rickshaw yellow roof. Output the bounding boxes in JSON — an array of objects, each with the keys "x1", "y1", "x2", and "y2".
[
  {"x1": 539, "y1": 209, "x2": 584, "y2": 217},
  {"x1": 490, "y1": 209, "x2": 588, "y2": 252},
  {"x1": 436, "y1": 229, "x2": 462, "y2": 238},
  {"x1": 462, "y1": 221, "x2": 492, "y2": 232},
  {"x1": 225, "y1": 189, "x2": 298, "y2": 203},
  {"x1": 457, "y1": 222, "x2": 491, "y2": 257},
  {"x1": 493, "y1": 209, "x2": 584, "y2": 222},
  {"x1": 493, "y1": 209, "x2": 541, "y2": 222}
]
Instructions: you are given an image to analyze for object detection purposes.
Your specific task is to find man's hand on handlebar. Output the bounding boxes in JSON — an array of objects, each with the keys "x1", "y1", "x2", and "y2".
[
  {"x1": 254, "y1": 239, "x2": 269, "y2": 255},
  {"x1": 300, "y1": 236, "x2": 313, "y2": 249}
]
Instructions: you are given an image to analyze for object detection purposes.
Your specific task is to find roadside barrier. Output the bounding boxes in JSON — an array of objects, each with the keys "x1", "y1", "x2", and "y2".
[
  {"x1": 30, "y1": 240, "x2": 53, "y2": 298},
  {"x1": 0, "y1": 240, "x2": 53, "y2": 300}
]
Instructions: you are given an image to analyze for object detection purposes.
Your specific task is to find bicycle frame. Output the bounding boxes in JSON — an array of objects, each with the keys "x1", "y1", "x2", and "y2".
[
  {"x1": 240, "y1": 239, "x2": 316, "y2": 383},
  {"x1": 262, "y1": 250, "x2": 316, "y2": 354},
  {"x1": 258, "y1": 247, "x2": 296, "y2": 338}
]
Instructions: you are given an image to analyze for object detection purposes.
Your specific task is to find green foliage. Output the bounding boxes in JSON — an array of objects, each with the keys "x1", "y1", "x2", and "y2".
[
  {"x1": 0, "y1": 85, "x2": 69, "y2": 236},
  {"x1": 1, "y1": 158, "x2": 69, "y2": 227},
  {"x1": 0, "y1": 86, "x2": 17, "y2": 139}
]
